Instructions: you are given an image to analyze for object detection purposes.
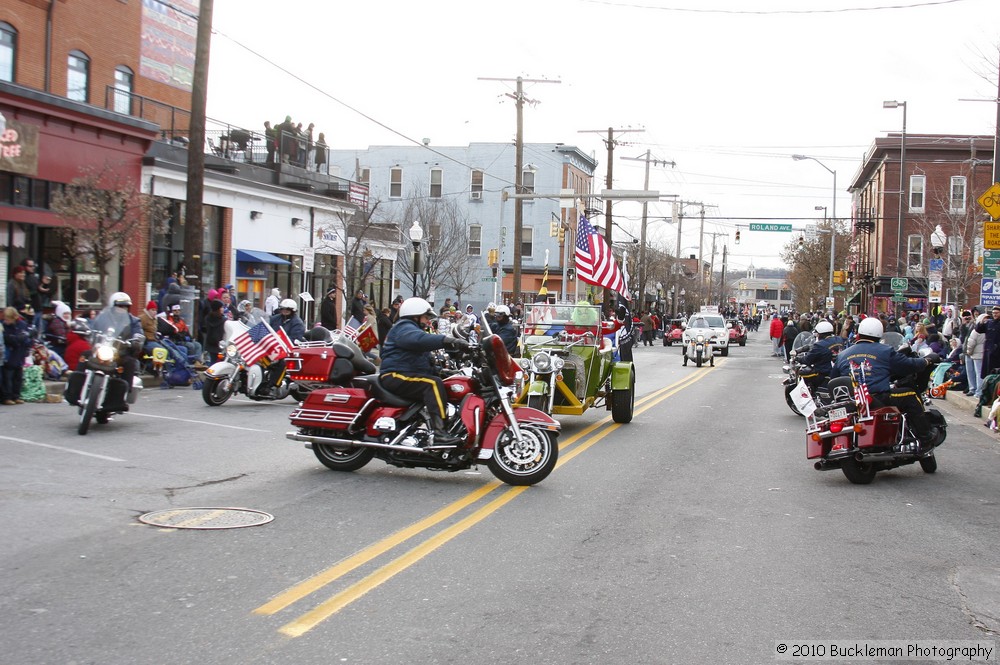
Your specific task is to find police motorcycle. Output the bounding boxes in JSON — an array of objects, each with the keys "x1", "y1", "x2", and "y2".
[
  {"x1": 201, "y1": 320, "x2": 306, "y2": 406},
  {"x1": 803, "y1": 329, "x2": 946, "y2": 484},
  {"x1": 64, "y1": 294, "x2": 145, "y2": 435}
]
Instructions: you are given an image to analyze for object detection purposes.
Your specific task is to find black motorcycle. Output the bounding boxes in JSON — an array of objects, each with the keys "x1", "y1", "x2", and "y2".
[{"x1": 64, "y1": 327, "x2": 143, "y2": 435}]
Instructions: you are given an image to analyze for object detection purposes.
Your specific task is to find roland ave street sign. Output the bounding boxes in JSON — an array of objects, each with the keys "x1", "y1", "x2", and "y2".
[{"x1": 748, "y1": 223, "x2": 792, "y2": 232}]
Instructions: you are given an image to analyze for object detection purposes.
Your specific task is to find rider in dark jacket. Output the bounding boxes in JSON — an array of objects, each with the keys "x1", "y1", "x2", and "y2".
[
  {"x1": 380, "y1": 297, "x2": 471, "y2": 445},
  {"x1": 832, "y1": 317, "x2": 938, "y2": 447},
  {"x1": 491, "y1": 305, "x2": 518, "y2": 356},
  {"x1": 801, "y1": 320, "x2": 844, "y2": 381}
]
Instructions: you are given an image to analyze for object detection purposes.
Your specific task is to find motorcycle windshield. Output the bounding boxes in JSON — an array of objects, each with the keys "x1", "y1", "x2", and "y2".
[
  {"x1": 792, "y1": 331, "x2": 815, "y2": 352},
  {"x1": 881, "y1": 331, "x2": 904, "y2": 348}
]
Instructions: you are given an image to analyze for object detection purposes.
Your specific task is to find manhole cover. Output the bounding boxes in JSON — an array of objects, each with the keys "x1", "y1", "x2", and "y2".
[{"x1": 138, "y1": 507, "x2": 274, "y2": 530}]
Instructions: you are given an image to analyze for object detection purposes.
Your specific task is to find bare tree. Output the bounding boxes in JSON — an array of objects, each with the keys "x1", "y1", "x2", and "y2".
[
  {"x1": 50, "y1": 162, "x2": 169, "y2": 302},
  {"x1": 780, "y1": 223, "x2": 851, "y2": 312},
  {"x1": 395, "y1": 191, "x2": 477, "y2": 302}
]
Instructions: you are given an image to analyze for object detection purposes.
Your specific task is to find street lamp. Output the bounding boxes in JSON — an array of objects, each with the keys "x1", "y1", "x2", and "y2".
[
  {"x1": 408, "y1": 220, "x2": 424, "y2": 297},
  {"x1": 883, "y1": 100, "x2": 907, "y2": 277},
  {"x1": 791, "y1": 154, "x2": 838, "y2": 303}
]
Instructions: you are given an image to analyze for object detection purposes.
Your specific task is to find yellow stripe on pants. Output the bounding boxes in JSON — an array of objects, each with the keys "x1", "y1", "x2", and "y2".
[{"x1": 383, "y1": 372, "x2": 447, "y2": 418}]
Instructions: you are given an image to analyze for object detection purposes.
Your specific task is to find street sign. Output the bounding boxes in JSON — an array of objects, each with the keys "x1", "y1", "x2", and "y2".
[
  {"x1": 982, "y1": 278, "x2": 1000, "y2": 307},
  {"x1": 890, "y1": 277, "x2": 908, "y2": 292},
  {"x1": 825, "y1": 297, "x2": 835, "y2": 310},
  {"x1": 891, "y1": 295, "x2": 909, "y2": 303},
  {"x1": 985, "y1": 221, "x2": 1000, "y2": 249},
  {"x1": 748, "y1": 223, "x2": 792, "y2": 232},
  {"x1": 928, "y1": 280, "x2": 942, "y2": 304},
  {"x1": 978, "y1": 182, "x2": 1000, "y2": 221}
]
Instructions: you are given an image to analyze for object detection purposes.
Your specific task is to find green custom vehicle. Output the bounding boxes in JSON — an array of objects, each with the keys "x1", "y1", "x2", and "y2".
[{"x1": 512, "y1": 302, "x2": 635, "y2": 423}]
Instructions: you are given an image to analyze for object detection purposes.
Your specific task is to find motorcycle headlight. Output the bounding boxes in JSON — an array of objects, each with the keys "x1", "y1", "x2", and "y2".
[
  {"x1": 96, "y1": 344, "x2": 115, "y2": 363},
  {"x1": 696, "y1": 334, "x2": 705, "y2": 343},
  {"x1": 519, "y1": 358, "x2": 532, "y2": 370},
  {"x1": 532, "y1": 352, "x2": 552, "y2": 372},
  {"x1": 225, "y1": 343, "x2": 239, "y2": 359},
  {"x1": 552, "y1": 356, "x2": 565, "y2": 370}
]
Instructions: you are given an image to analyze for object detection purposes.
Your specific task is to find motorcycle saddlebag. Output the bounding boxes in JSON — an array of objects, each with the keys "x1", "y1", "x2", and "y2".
[
  {"x1": 104, "y1": 376, "x2": 130, "y2": 408},
  {"x1": 290, "y1": 387, "x2": 369, "y2": 429},
  {"x1": 858, "y1": 407, "x2": 902, "y2": 448},
  {"x1": 64, "y1": 370, "x2": 86, "y2": 405}
]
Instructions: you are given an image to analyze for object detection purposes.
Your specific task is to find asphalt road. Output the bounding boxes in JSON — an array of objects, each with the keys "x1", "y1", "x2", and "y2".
[{"x1": 2, "y1": 333, "x2": 999, "y2": 664}]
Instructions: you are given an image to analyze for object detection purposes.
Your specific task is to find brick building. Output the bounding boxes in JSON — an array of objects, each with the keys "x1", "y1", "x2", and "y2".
[{"x1": 848, "y1": 133, "x2": 994, "y2": 315}]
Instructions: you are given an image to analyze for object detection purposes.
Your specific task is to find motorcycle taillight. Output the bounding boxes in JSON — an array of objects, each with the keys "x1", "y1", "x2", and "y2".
[{"x1": 829, "y1": 420, "x2": 845, "y2": 434}]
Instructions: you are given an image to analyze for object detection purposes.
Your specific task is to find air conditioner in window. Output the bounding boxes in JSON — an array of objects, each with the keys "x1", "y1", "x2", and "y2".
[{"x1": 470, "y1": 191, "x2": 483, "y2": 201}]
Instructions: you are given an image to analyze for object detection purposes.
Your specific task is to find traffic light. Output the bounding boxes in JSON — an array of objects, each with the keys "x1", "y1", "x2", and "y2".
[
  {"x1": 832, "y1": 270, "x2": 847, "y2": 284},
  {"x1": 487, "y1": 248, "x2": 498, "y2": 267},
  {"x1": 549, "y1": 219, "x2": 559, "y2": 237},
  {"x1": 798, "y1": 234, "x2": 804, "y2": 250},
  {"x1": 558, "y1": 224, "x2": 565, "y2": 243},
  {"x1": 735, "y1": 229, "x2": 741, "y2": 244}
]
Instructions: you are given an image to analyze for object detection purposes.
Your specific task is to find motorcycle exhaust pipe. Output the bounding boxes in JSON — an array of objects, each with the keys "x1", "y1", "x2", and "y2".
[{"x1": 286, "y1": 431, "x2": 455, "y2": 452}]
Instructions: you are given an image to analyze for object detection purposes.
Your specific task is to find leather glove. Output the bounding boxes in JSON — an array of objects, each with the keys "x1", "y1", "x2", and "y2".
[
  {"x1": 923, "y1": 352, "x2": 941, "y2": 365},
  {"x1": 443, "y1": 335, "x2": 472, "y2": 351}
]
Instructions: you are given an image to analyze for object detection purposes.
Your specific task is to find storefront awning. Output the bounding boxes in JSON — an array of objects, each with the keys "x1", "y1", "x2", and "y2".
[
  {"x1": 236, "y1": 249, "x2": 291, "y2": 265},
  {"x1": 846, "y1": 290, "x2": 862, "y2": 306}
]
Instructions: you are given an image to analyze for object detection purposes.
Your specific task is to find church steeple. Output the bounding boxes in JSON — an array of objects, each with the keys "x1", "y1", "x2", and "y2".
[{"x1": 746, "y1": 262, "x2": 756, "y2": 280}]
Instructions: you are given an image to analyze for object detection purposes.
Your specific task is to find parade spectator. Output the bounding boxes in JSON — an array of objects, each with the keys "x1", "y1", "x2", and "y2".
[
  {"x1": 2, "y1": 307, "x2": 31, "y2": 405},
  {"x1": 314, "y1": 132, "x2": 328, "y2": 173}
]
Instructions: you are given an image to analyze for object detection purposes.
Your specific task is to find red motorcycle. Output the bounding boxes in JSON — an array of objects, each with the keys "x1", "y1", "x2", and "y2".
[
  {"x1": 806, "y1": 374, "x2": 946, "y2": 485},
  {"x1": 286, "y1": 333, "x2": 561, "y2": 486}
]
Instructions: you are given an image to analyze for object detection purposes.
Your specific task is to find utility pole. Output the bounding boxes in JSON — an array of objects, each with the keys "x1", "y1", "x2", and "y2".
[
  {"x1": 697, "y1": 205, "x2": 706, "y2": 296},
  {"x1": 579, "y1": 127, "x2": 643, "y2": 308},
  {"x1": 620, "y1": 151, "x2": 674, "y2": 307},
  {"x1": 719, "y1": 242, "x2": 728, "y2": 310},
  {"x1": 480, "y1": 76, "x2": 560, "y2": 305},
  {"x1": 704, "y1": 231, "x2": 727, "y2": 306},
  {"x1": 183, "y1": 0, "x2": 213, "y2": 333}
]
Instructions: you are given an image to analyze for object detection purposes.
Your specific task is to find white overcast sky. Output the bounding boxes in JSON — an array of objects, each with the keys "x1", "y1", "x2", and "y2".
[{"x1": 204, "y1": 0, "x2": 1000, "y2": 272}]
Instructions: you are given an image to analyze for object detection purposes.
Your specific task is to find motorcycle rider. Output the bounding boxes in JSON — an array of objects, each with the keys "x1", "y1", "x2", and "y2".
[
  {"x1": 85, "y1": 292, "x2": 143, "y2": 410},
  {"x1": 260, "y1": 298, "x2": 304, "y2": 394},
  {"x1": 832, "y1": 317, "x2": 940, "y2": 450},
  {"x1": 800, "y1": 320, "x2": 844, "y2": 385},
  {"x1": 379, "y1": 297, "x2": 473, "y2": 445},
  {"x1": 492, "y1": 304, "x2": 518, "y2": 356}
]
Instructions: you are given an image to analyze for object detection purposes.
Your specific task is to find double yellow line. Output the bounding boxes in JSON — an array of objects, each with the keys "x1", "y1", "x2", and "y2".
[{"x1": 255, "y1": 363, "x2": 719, "y2": 637}]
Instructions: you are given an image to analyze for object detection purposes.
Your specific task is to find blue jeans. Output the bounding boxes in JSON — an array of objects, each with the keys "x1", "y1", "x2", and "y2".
[{"x1": 965, "y1": 354, "x2": 979, "y2": 395}]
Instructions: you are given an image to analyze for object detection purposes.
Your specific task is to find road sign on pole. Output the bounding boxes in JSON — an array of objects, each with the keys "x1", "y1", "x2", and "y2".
[
  {"x1": 748, "y1": 223, "x2": 793, "y2": 232},
  {"x1": 890, "y1": 277, "x2": 908, "y2": 292},
  {"x1": 978, "y1": 183, "x2": 1000, "y2": 220}
]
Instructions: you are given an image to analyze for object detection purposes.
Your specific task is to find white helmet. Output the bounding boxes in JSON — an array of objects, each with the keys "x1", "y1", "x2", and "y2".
[
  {"x1": 494, "y1": 305, "x2": 511, "y2": 317},
  {"x1": 399, "y1": 297, "x2": 434, "y2": 319},
  {"x1": 109, "y1": 291, "x2": 132, "y2": 307},
  {"x1": 279, "y1": 298, "x2": 297, "y2": 312},
  {"x1": 814, "y1": 320, "x2": 834, "y2": 335},
  {"x1": 857, "y1": 317, "x2": 883, "y2": 339}
]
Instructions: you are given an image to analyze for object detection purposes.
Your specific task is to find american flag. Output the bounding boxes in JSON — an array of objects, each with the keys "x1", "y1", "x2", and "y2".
[
  {"x1": 855, "y1": 381, "x2": 872, "y2": 420},
  {"x1": 342, "y1": 316, "x2": 363, "y2": 338},
  {"x1": 233, "y1": 321, "x2": 291, "y2": 366},
  {"x1": 575, "y1": 215, "x2": 630, "y2": 299}
]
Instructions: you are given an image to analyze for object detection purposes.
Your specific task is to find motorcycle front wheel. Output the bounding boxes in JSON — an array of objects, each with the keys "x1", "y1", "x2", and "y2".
[
  {"x1": 526, "y1": 394, "x2": 548, "y2": 412},
  {"x1": 78, "y1": 373, "x2": 105, "y2": 436},
  {"x1": 783, "y1": 383, "x2": 804, "y2": 417},
  {"x1": 919, "y1": 453, "x2": 938, "y2": 473},
  {"x1": 202, "y1": 376, "x2": 235, "y2": 406},
  {"x1": 313, "y1": 439, "x2": 375, "y2": 472},
  {"x1": 695, "y1": 351, "x2": 703, "y2": 368},
  {"x1": 488, "y1": 425, "x2": 558, "y2": 486}
]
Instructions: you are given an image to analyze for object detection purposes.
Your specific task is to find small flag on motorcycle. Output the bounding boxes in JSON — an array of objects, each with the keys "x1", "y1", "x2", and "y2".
[{"x1": 233, "y1": 321, "x2": 291, "y2": 366}]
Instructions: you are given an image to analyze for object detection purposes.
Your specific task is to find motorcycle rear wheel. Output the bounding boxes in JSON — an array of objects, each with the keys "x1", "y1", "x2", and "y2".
[
  {"x1": 202, "y1": 376, "x2": 234, "y2": 406},
  {"x1": 488, "y1": 426, "x2": 558, "y2": 486},
  {"x1": 78, "y1": 374, "x2": 104, "y2": 436},
  {"x1": 313, "y1": 440, "x2": 375, "y2": 472},
  {"x1": 841, "y1": 458, "x2": 877, "y2": 484}
]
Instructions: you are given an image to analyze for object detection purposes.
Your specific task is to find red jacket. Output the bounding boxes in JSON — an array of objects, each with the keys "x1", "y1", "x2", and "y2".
[{"x1": 769, "y1": 317, "x2": 784, "y2": 339}]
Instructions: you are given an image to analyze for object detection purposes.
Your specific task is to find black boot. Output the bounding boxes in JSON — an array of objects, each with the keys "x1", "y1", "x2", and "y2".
[{"x1": 429, "y1": 412, "x2": 463, "y2": 446}]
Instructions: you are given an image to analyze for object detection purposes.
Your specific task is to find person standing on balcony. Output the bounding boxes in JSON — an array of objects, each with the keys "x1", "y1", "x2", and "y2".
[
  {"x1": 264, "y1": 120, "x2": 276, "y2": 167},
  {"x1": 314, "y1": 132, "x2": 328, "y2": 174}
]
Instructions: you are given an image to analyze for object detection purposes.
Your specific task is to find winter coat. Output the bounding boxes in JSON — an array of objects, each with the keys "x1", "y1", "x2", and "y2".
[
  {"x1": 769, "y1": 317, "x2": 784, "y2": 339},
  {"x1": 2, "y1": 316, "x2": 32, "y2": 368},
  {"x1": 269, "y1": 312, "x2": 305, "y2": 343},
  {"x1": 379, "y1": 318, "x2": 447, "y2": 376},
  {"x1": 966, "y1": 322, "x2": 985, "y2": 361}
]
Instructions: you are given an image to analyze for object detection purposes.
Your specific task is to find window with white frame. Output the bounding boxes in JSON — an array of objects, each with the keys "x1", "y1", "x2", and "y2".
[
  {"x1": 468, "y1": 225, "x2": 482, "y2": 256},
  {"x1": 521, "y1": 226, "x2": 533, "y2": 259},
  {"x1": 67, "y1": 50, "x2": 89, "y2": 102},
  {"x1": 429, "y1": 168, "x2": 443, "y2": 198},
  {"x1": 522, "y1": 169, "x2": 535, "y2": 194},
  {"x1": 471, "y1": 169, "x2": 484, "y2": 195},
  {"x1": 906, "y1": 234, "x2": 923, "y2": 276},
  {"x1": 909, "y1": 174, "x2": 925, "y2": 212},
  {"x1": 950, "y1": 176, "x2": 966, "y2": 213},
  {"x1": 389, "y1": 167, "x2": 402, "y2": 198},
  {"x1": 113, "y1": 66, "x2": 133, "y2": 115},
  {"x1": 0, "y1": 22, "x2": 15, "y2": 83}
]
